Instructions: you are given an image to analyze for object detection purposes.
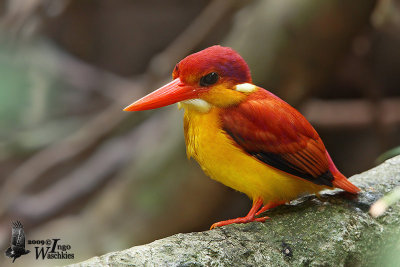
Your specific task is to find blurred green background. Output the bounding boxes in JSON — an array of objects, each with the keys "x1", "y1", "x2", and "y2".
[{"x1": 0, "y1": 0, "x2": 399, "y2": 266}]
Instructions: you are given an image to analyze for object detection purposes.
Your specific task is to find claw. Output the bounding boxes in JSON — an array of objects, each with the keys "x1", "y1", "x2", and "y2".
[
  {"x1": 210, "y1": 198, "x2": 285, "y2": 229},
  {"x1": 254, "y1": 216, "x2": 270, "y2": 222},
  {"x1": 210, "y1": 215, "x2": 270, "y2": 230},
  {"x1": 210, "y1": 197, "x2": 267, "y2": 229},
  {"x1": 255, "y1": 201, "x2": 286, "y2": 216}
]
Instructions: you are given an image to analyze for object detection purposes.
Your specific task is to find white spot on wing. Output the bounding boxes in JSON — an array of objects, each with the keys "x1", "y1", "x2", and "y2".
[{"x1": 235, "y1": 83, "x2": 256, "y2": 93}]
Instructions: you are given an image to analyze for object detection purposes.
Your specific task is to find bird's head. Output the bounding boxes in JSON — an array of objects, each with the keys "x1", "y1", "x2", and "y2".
[{"x1": 124, "y1": 45, "x2": 256, "y2": 113}]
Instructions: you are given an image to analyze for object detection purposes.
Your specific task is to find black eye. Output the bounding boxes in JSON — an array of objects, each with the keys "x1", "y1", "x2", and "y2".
[{"x1": 200, "y1": 72, "x2": 219, "y2": 86}]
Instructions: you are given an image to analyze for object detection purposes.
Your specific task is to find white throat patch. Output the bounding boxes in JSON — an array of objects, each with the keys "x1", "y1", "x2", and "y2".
[{"x1": 178, "y1": 99, "x2": 212, "y2": 113}]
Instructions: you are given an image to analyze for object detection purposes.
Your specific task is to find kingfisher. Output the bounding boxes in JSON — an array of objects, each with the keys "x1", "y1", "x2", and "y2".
[{"x1": 124, "y1": 45, "x2": 360, "y2": 229}]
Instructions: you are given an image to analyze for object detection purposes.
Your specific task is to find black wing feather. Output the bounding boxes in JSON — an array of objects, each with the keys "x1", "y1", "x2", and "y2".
[{"x1": 253, "y1": 152, "x2": 334, "y2": 186}]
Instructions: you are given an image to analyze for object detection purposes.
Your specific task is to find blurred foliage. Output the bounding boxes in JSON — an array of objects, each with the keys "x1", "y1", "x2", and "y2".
[
  {"x1": 0, "y1": 39, "x2": 89, "y2": 159},
  {"x1": 376, "y1": 146, "x2": 400, "y2": 163}
]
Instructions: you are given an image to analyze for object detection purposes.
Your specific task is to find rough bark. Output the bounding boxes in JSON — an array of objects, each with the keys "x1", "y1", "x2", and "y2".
[{"x1": 68, "y1": 155, "x2": 400, "y2": 267}]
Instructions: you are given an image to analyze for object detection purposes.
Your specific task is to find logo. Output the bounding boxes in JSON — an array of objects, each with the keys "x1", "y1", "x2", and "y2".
[
  {"x1": 4, "y1": 220, "x2": 75, "y2": 262},
  {"x1": 28, "y1": 239, "x2": 74, "y2": 260},
  {"x1": 5, "y1": 221, "x2": 30, "y2": 263}
]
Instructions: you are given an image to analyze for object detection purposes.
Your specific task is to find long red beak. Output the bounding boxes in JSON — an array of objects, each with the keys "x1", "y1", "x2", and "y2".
[{"x1": 124, "y1": 78, "x2": 198, "y2": 111}]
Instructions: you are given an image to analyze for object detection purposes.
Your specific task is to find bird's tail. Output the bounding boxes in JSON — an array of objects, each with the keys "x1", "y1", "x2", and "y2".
[
  {"x1": 332, "y1": 172, "x2": 360, "y2": 194},
  {"x1": 326, "y1": 151, "x2": 360, "y2": 194}
]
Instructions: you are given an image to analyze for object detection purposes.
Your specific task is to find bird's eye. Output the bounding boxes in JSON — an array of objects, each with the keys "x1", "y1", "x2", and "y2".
[
  {"x1": 173, "y1": 64, "x2": 180, "y2": 79},
  {"x1": 200, "y1": 72, "x2": 219, "y2": 86}
]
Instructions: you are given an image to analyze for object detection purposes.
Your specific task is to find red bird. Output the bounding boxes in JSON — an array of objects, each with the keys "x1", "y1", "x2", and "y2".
[{"x1": 124, "y1": 45, "x2": 360, "y2": 229}]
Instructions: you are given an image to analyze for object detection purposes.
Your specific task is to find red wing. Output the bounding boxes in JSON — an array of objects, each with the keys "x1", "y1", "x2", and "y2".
[{"x1": 221, "y1": 88, "x2": 334, "y2": 186}]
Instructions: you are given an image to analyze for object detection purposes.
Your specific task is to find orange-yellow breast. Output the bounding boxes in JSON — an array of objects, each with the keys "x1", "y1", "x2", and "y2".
[{"x1": 183, "y1": 106, "x2": 329, "y2": 203}]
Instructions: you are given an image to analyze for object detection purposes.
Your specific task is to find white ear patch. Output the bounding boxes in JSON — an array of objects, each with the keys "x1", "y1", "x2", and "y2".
[
  {"x1": 178, "y1": 99, "x2": 212, "y2": 113},
  {"x1": 235, "y1": 83, "x2": 256, "y2": 93}
]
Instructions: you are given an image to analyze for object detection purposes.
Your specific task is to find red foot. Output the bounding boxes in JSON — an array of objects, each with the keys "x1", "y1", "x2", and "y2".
[
  {"x1": 210, "y1": 197, "x2": 274, "y2": 230},
  {"x1": 255, "y1": 201, "x2": 286, "y2": 216},
  {"x1": 210, "y1": 215, "x2": 269, "y2": 229}
]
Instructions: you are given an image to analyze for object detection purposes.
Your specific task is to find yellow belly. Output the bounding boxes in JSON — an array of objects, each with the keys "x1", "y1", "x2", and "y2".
[{"x1": 184, "y1": 107, "x2": 327, "y2": 203}]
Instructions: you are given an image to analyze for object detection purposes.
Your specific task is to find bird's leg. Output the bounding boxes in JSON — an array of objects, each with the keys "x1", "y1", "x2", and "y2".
[
  {"x1": 255, "y1": 200, "x2": 286, "y2": 216},
  {"x1": 210, "y1": 197, "x2": 269, "y2": 229}
]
